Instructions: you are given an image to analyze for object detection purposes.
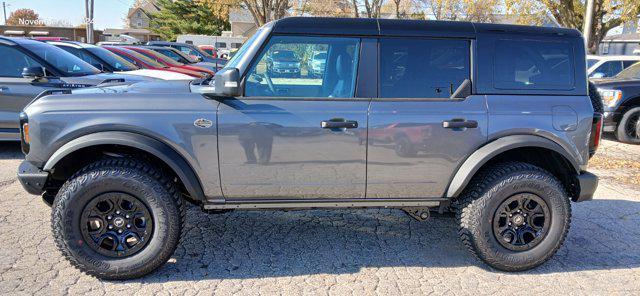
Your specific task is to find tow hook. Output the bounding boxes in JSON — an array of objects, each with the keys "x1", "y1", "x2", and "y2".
[{"x1": 402, "y1": 207, "x2": 431, "y2": 221}]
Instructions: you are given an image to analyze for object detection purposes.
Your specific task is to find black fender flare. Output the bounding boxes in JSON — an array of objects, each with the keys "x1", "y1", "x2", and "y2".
[
  {"x1": 445, "y1": 135, "x2": 580, "y2": 198},
  {"x1": 43, "y1": 131, "x2": 205, "y2": 201}
]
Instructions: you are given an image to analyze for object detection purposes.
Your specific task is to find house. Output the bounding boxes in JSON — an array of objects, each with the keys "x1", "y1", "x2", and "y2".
[
  {"x1": 127, "y1": 1, "x2": 160, "y2": 29},
  {"x1": 229, "y1": 9, "x2": 257, "y2": 37},
  {"x1": 598, "y1": 33, "x2": 640, "y2": 55}
]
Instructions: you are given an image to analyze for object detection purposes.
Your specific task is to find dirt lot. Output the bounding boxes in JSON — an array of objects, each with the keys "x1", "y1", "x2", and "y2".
[{"x1": 0, "y1": 139, "x2": 639, "y2": 295}]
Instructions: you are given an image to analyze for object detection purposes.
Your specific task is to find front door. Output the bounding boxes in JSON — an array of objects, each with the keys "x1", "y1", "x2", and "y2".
[
  {"x1": 217, "y1": 35, "x2": 368, "y2": 199},
  {"x1": 366, "y1": 38, "x2": 488, "y2": 198},
  {"x1": 0, "y1": 45, "x2": 49, "y2": 138}
]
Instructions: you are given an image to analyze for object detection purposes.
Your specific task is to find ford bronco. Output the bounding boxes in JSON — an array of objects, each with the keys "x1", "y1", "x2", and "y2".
[{"x1": 17, "y1": 17, "x2": 600, "y2": 279}]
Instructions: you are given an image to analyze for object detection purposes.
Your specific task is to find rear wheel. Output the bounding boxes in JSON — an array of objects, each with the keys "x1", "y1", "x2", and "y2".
[
  {"x1": 455, "y1": 162, "x2": 571, "y2": 271},
  {"x1": 615, "y1": 107, "x2": 640, "y2": 144},
  {"x1": 51, "y1": 158, "x2": 184, "y2": 279}
]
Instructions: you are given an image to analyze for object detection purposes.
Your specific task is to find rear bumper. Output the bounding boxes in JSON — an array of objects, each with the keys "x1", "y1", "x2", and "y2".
[
  {"x1": 574, "y1": 171, "x2": 598, "y2": 202},
  {"x1": 17, "y1": 161, "x2": 49, "y2": 195}
]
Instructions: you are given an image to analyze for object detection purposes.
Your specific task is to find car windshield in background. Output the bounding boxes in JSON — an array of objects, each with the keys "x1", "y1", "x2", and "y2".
[
  {"x1": 118, "y1": 48, "x2": 167, "y2": 68},
  {"x1": 147, "y1": 50, "x2": 183, "y2": 66},
  {"x1": 615, "y1": 62, "x2": 640, "y2": 79},
  {"x1": 86, "y1": 47, "x2": 138, "y2": 71},
  {"x1": 272, "y1": 50, "x2": 297, "y2": 61},
  {"x1": 23, "y1": 43, "x2": 100, "y2": 76},
  {"x1": 155, "y1": 48, "x2": 192, "y2": 64},
  {"x1": 587, "y1": 59, "x2": 598, "y2": 69}
]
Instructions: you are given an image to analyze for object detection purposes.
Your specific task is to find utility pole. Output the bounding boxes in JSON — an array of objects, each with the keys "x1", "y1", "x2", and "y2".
[
  {"x1": 583, "y1": 0, "x2": 596, "y2": 53},
  {"x1": 3, "y1": 2, "x2": 8, "y2": 25},
  {"x1": 85, "y1": 0, "x2": 94, "y2": 44}
]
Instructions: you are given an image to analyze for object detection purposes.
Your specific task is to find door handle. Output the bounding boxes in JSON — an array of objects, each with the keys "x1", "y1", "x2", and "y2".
[
  {"x1": 321, "y1": 119, "x2": 358, "y2": 129},
  {"x1": 442, "y1": 119, "x2": 478, "y2": 129}
]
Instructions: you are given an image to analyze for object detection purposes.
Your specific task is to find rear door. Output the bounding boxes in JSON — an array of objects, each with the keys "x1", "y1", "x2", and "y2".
[
  {"x1": 0, "y1": 45, "x2": 50, "y2": 138},
  {"x1": 217, "y1": 35, "x2": 370, "y2": 200},
  {"x1": 366, "y1": 38, "x2": 488, "y2": 198}
]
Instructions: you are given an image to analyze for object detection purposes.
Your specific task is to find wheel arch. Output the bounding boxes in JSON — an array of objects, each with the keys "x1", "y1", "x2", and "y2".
[
  {"x1": 616, "y1": 96, "x2": 640, "y2": 122},
  {"x1": 43, "y1": 131, "x2": 205, "y2": 202},
  {"x1": 446, "y1": 135, "x2": 580, "y2": 200}
]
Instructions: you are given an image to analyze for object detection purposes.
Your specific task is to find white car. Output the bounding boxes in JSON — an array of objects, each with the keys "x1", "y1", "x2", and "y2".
[{"x1": 587, "y1": 55, "x2": 640, "y2": 78}]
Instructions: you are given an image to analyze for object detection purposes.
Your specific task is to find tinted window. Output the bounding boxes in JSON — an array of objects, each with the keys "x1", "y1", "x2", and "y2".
[
  {"x1": 616, "y1": 62, "x2": 640, "y2": 79},
  {"x1": 623, "y1": 60, "x2": 638, "y2": 68},
  {"x1": 59, "y1": 46, "x2": 101, "y2": 66},
  {"x1": 231, "y1": 43, "x2": 242, "y2": 49},
  {"x1": 379, "y1": 38, "x2": 470, "y2": 98},
  {"x1": 86, "y1": 47, "x2": 138, "y2": 71},
  {"x1": 0, "y1": 45, "x2": 44, "y2": 77},
  {"x1": 591, "y1": 61, "x2": 623, "y2": 78},
  {"x1": 245, "y1": 36, "x2": 359, "y2": 98},
  {"x1": 494, "y1": 39, "x2": 574, "y2": 90},
  {"x1": 23, "y1": 43, "x2": 100, "y2": 76},
  {"x1": 215, "y1": 42, "x2": 227, "y2": 48},
  {"x1": 155, "y1": 48, "x2": 189, "y2": 63}
]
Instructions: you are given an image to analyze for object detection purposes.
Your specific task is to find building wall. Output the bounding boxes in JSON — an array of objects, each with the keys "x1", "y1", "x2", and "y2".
[
  {"x1": 231, "y1": 22, "x2": 256, "y2": 37},
  {"x1": 129, "y1": 10, "x2": 151, "y2": 29},
  {"x1": 0, "y1": 25, "x2": 103, "y2": 43}
]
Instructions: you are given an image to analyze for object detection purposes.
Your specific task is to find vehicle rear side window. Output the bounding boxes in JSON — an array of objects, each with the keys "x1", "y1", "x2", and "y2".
[
  {"x1": 379, "y1": 38, "x2": 470, "y2": 98},
  {"x1": 494, "y1": 39, "x2": 574, "y2": 90}
]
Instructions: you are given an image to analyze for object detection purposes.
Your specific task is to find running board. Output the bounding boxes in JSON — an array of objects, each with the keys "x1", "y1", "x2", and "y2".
[{"x1": 202, "y1": 198, "x2": 446, "y2": 210}]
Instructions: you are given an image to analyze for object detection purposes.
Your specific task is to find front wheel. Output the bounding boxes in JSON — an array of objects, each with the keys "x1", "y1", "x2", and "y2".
[
  {"x1": 51, "y1": 158, "x2": 184, "y2": 279},
  {"x1": 455, "y1": 162, "x2": 571, "y2": 271},
  {"x1": 615, "y1": 107, "x2": 640, "y2": 144}
]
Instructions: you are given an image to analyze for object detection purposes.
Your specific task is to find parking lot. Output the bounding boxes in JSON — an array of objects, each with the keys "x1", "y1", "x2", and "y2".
[{"x1": 0, "y1": 139, "x2": 638, "y2": 295}]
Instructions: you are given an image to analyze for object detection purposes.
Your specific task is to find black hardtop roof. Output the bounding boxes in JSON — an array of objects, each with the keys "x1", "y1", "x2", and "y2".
[{"x1": 271, "y1": 17, "x2": 581, "y2": 38}]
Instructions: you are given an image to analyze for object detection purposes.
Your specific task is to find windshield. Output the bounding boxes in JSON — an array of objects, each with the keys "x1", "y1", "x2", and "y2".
[
  {"x1": 117, "y1": 47, "x2": 166, "y2": 68},
  {"x1": 587, "y1": 58, "x2": 598, "y2": 69},
  {"x1": 155, "y1": 48, "x2": 191, "y2": 63},
  {"x1": 272, "y1": 50, "x2": 297, "y2": 61},
  {"x1": 86, "y1": 47, "x2": 138, "y2": 71},
  {"x1": 135, "y1": 49, "x2": 183, "y2": 66},
  {"x1": 23, "y1": 43, "x2": 100, "y2": 76},
  {"x1": 225, "y1": 28, "x2": 263, "y2": 69},
  {"x1": 615, "y1": 62, "x2": 640, "y2": 79}
]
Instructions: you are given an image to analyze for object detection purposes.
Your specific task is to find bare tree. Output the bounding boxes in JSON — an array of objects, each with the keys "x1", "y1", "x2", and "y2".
[
  {"x1": 362, "y1": 0, "x2": 384, "y2": 18},
  {"x1": 243, "y1": 0, "x2": 290, "y2": 26}
]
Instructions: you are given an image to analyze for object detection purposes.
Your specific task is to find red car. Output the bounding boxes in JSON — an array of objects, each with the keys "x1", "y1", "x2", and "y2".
[
  {"x1": 102, "y1": 46, "x2": 206, "y2": 78},
  {"x1": 197, "y1": 45, "x2": 218, "y2": 58},
  {"x1": 123, "y1": 46, "x2": 214, "y2": 77}
]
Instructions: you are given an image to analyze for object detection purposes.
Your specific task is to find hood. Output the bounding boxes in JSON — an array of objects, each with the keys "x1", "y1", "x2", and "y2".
[
  {"x1": 61, "y1": 72, "x2": 157, "y2": 85},
  {"x1": 123, "y1": 69, "x2": 195, "y2": 81},
  {"x1": 71, "y1": 80, "x2": 192, "y2": 94},
  {"x1": 591, "y1": 77, "x2": 640, "y2": 88}
]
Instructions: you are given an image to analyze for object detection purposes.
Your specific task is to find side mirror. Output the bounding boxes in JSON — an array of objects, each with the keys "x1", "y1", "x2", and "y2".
[
  {"x1": 22, "y1": 66, "x2": 46, "y2": 80},
  {"x1": 212, "y1": 67, "x2": 242, "y2": 97},
  {"x1": 591, "y1": 72, "x2": 605, "y2": 78}
]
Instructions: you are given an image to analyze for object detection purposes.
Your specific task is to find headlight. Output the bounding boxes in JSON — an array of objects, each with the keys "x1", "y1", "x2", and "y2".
[{"x1": 598, "y1": 89, "x2": 622, "y2": 108}]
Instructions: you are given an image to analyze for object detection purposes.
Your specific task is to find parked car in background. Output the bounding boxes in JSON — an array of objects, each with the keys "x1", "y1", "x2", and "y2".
[
  {"x1": 592, "y1": 62, "x2": 640, "y2": 144},
  {"x1": 49, "y1": 41, "x2": 194, "y2": 81},
  {"x1": 146, "y1": 41, "x2": 218, "y2": 63},
  {"x1": 267, "y1": 49, "x2": 301, "y2": 77},
  {"x1": 587, "y1": 55, "x2": 640, "y2": 78},
  {"x1": 0, "y1": 37, "x2": 154, "y2": 140},
  {"x1": 197, "y1": 45, "x2": 218, "y2": 58},
  {"x1": 103, "y1": 46, "x2": 205, "y2": 78},
  {"x1": 32, "y1": 37, "x2": 70, "y2": 41},
  {"x1": 18, "y1": 17, "x2": 600, "y2": 279},
  {"x1": 307, "y1": 51, "x2": 327, "y2": 78},
  {"x1": 141, "y1": 45, "x2": 226, "y2": 72},
  {"x1": 122, "y1": 46, "x2": 214, "y2": 77}
]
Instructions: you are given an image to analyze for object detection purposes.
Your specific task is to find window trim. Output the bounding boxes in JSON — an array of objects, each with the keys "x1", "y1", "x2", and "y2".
[
  {"x1": 240, "y1": 34, "x2": 363, "y2": 100},
  {"x1": 374, "y1": 36, "x2": 474, "y2": 101}
]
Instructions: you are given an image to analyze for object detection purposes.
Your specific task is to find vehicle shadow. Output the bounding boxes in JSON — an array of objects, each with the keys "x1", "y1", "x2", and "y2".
[
  {"x1": 128, "y1": 198, "x2": 640, "y2": 283},
  {"x1": 0, "y1": 142, "x2": 24, "y2": 160}
]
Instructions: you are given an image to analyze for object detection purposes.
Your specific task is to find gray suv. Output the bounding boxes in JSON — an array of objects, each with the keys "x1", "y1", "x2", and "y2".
[{"x1": 17, "y1": 18, "x2": 600, "y2": 279}]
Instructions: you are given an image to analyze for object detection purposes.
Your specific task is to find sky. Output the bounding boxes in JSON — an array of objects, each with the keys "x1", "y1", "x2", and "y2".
[{"x1": 2, "y1": 0, "x2": 136, "y2": 29}]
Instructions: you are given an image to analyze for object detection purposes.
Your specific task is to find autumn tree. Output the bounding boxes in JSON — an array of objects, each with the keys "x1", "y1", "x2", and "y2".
[
  {"x1": 149, "y1": 0, "x2": 230, "y2": 41},
  {"x1": 242, "y1": 0, "x2": 290, "y2": 26},
  {"x1": 6, "y1": 8, "x2": 42, "y2": 26},
  {"x1": 419, "y1": 0, "x2": 499, "y2": 22}
]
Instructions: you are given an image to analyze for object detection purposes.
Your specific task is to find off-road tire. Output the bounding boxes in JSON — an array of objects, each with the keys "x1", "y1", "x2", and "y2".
[
  {"x1": 51, "y1": 158, "x2": 185, "y2": 280},
  {"x1": 455, "y1": 162, "x2": 571, "y2": 271},
  {"x1": 615, "y1": 107, "x2": 640, "y2": 144}
]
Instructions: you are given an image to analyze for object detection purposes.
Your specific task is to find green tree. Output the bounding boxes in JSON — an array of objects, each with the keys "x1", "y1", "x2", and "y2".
[{"x1": 149, "y1": 0, "x2": 230, "y2": 41}]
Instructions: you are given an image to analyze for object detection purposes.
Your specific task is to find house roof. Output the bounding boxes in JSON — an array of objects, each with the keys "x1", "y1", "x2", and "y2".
[
  {"x1": 602, "y1": 33, "x2": 640, "y2": 43},
  {"x1": 127, "y1": 1, "x2": 160, "y2": 19}
]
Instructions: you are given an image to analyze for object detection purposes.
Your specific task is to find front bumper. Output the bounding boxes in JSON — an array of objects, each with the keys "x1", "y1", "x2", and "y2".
[
  {"x1": 602, "y1": 111, "x2": 618, "y2": 132},
  {"x1": 574, "y1": 171, "x2": 598, "y2": 202},
  {"x1": 17, "y1": 161, "x2": 49, "y2": 195}
]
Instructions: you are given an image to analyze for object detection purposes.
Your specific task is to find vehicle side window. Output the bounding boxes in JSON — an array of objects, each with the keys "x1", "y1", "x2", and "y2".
[
  {"x1": 379, "y1": 38, "x2": 470, "y2": 98},
  {"x1": 494, "y1": 39, "x2": 574, "y2": 90},
  {"x1": 215, "y1": 42, "x2": 227, "y2": 48},
  {"x1": 177, "y1": 46, "x2": 200, "y2": 58},
  {"x1": 244, "y1": 36, "x2": 360, "y2": 98},
  {"x1": 592, "y1": 61, "x2": 623, "y2": 77},
  {"x1": 0, "y1": 45, "x2": 44, "y2": 77},
  {"x1": 114, "y1": 52, "x2": 141, "y2": 68},
  {"x1": 623, "y1": 60, "x2": 638, "y2": 68},
  {"x1": 59, "y1": 47, "x2": 100, "y2": 66}
]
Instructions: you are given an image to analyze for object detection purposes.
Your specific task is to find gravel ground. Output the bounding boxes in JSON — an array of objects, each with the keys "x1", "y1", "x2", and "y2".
[{"x1": 0, "y1": 139, "x2": 639, "y2": 295}]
